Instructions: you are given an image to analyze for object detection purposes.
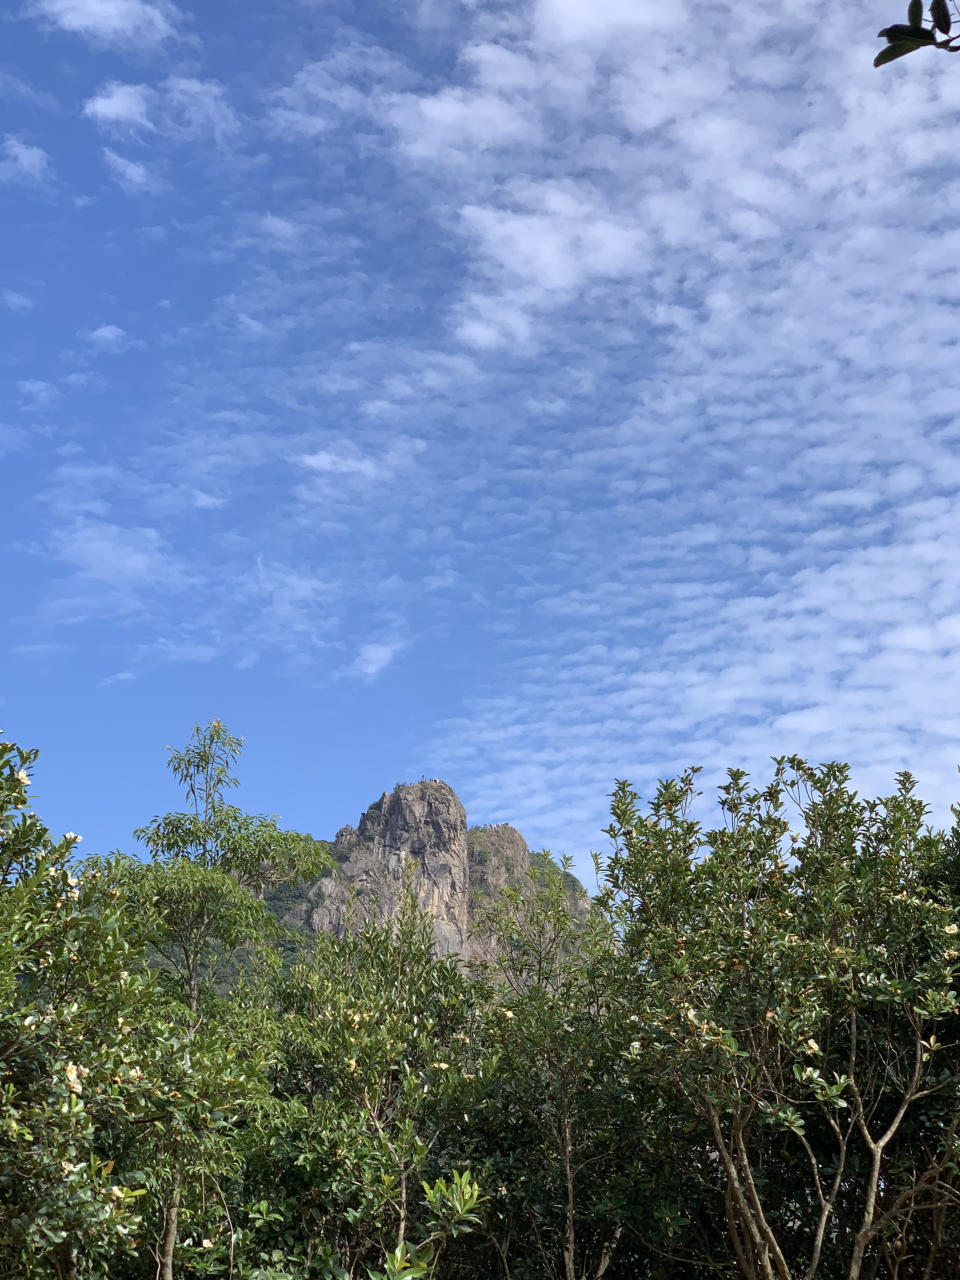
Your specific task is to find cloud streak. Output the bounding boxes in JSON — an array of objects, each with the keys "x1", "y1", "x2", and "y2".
[
  {"x1": 0, "y1": 136, "x2": 51, "y2": 183},
  {"x1": 101, "y1": 146, "x2": 160, "y2": 192},
  {"x1": 84, "y1": 77, "x2": 238, "y2": 142},
  {"x1": 29, "y1": 0, "x2": 181, "y2": 48}
]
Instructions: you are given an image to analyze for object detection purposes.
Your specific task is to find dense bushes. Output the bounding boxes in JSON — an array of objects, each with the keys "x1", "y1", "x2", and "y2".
[{"x1": 2, "y1": 728, "x2": 960, "y2": 1279}]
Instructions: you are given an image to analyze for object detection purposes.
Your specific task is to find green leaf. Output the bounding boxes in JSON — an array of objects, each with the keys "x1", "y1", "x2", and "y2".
[
  {"x1": 931, "y1": 0, "x2": 952, "y2": 32},
  {"x1": 875, "y1": 39, "x2": 927, "y2": 64},
  {"x1": 878, "y1": 22, "x2": 937, "y2": 40},
  {"x1": 908, "y1": 0, "x2": 924, "y2": 24}
]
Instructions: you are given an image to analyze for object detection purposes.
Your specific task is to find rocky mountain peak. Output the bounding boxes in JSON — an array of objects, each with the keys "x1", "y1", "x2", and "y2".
[
  {"x1": 288, "y1": 780, "x2": 587, "y2": 958},
  {"x1": 291, "y1": 779, "x2": 470, "y2": 956}
]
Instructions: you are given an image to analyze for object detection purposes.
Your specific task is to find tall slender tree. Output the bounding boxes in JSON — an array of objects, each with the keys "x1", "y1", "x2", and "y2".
[{"x1": 127, "y1": 720, "x2": 331, "y2": 1280}]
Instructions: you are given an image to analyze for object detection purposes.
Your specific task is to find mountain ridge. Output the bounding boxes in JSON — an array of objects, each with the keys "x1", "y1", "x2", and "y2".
[{"x1": 286, "y1": 778, "x2": 589, "y2": 957}]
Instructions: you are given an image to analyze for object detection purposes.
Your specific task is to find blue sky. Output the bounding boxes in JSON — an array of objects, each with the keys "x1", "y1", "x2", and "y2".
[{"x1": 4, "y1": 0, "x2": 960, "y2": 877}]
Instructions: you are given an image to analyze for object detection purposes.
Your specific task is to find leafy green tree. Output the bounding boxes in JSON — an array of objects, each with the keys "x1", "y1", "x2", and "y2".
[
  {"x1": 466, "y1": 855, "x2": 643, "y2": 1280},
  {"x1": 261, "y1": 891, "x2": 486, "y2": 1279},
  {"x1": 0, "y1": 738, "x2": 181, "y2": 1279},
  {"x1": 121, "y1": 720, "x2": 331, "y2": 1280},
  {"x1": 604, "y1": 759, "x2": 960, "y2": 1280},
  {"x1": 132, "y1": 720, "x2": 330, "y2": 1013}
]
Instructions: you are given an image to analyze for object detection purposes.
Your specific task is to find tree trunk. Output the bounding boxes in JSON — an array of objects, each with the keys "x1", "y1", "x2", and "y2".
[
  {"x1": 593, "y1": 1223, "x2": 623, "y2": 1279},
  {"x1": 398, "y1": 1168, "x2": 408, "y2": 1249},
  {"x1": 159, "y1": 1183, "x2": 182, "y2": 1280},
  {"x1": 561, "y1": 1115, "x2": 576, "y2": 1280},
  {"x1": 51, "y1": 1241, "x2": 78, "y2": 1280}
]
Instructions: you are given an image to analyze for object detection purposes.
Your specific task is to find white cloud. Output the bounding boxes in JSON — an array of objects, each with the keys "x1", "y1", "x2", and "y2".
[
  {"x1": 533, "y1": 0, "x2": 688, "y2": 44},
  {"x1": 81, "y1": 323, "x2": 134, "y2": 352},
  {"x1": 62, "y1": 371, "x2": 103, "y2": 390},
  {"x1": 29, "y1": 0, "x2": 180, "y2": 47},
  {"x1": 11, "y1": 642, "x2": 71, "y2": 656},
  {"x1": 0, "y1": 136, "x2": 51, "y2": 183},
  {"x1": 84, "y1": 78, "x2": 238, "y2": 141},
  {"x1": 17, "y1": 379, "x2": 58, "y2": 410},
  {"x1": 191, "y1": 490, "x2": 225, "y2": 509},
  {"x1": 0, "y1": 424, "x2": 24, "y2": 458},
  {"x1": 257, "y1": 213, "x2": 300, "y2": 245},
  {"x1": 462, "y1": 184, "x2": 646, "y2": 292},
  {"x1": 83, "y1": 82, "x2": 155, "y2": 132},
  {"x1": 163, "y1": 77, "x2": 238, "y2": 141},
  {"x1": 102, "y1": 147, "x2": 160, "y2": 193},
  {"x1": 298, "y1": 448, "x2": 380, "y2": 480},
  {"x1": 386, "y1": 87, "x2": 541, "y2": 164},
  {"x1": 231, "y1": 559, "x2": 335, "y2": 665},
  {"x1": 99, "y1": 670, "x2": 136, "y2": 686},
  {"x1": 2, "y1": 289, "x2": 34, "y2": 311},
  {"x1": 149, "y1": 637, "x2": 221, "y2": 662},
  {"x1": 350, "y1": 640, "x2": 404, "y2": 681},
  {"x1": 52, "y1": 519, "x2": 175, "y2": 585},
  {"x1": 454, "y1": 291, "x2": 534, "y2": 350},
  {"x1": 0, "y1": 71, "x2": 59, "y2": 112},
  {"x1": 268, "y1": 42, "x2": 414, "y2": 136},
  {"x1": 295, "y1": 438, "x2": 427, "y2": 495},
  {"x1": 234, "y1": 312, "x2": 271, "y2": 337}
]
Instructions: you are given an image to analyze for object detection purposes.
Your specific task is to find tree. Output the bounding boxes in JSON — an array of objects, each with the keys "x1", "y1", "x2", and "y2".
[
  {"x1": 132, "y1": 720, "x2": 330, "y2": 1013},
  {"x1": 262, "y1": 890, "x2": 486, "y2": 1279},
  {"x1": 121, "y1": 720, "x2": 331, "y2": 1280},
  {"x1": 0, "y1": 737, "x2": 189, "y2": 1280},
  {"x1": 604, "y1": 759, "x2": 960, "y2": 1280},
  {"x1": 466, "y1": 855, "x2": 643, "y2": 1280}
]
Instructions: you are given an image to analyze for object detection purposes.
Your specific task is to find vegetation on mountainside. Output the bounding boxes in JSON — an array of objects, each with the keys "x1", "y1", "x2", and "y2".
[{"x1": 3, "y1": 724, "x2": 960, "y2": 1279}]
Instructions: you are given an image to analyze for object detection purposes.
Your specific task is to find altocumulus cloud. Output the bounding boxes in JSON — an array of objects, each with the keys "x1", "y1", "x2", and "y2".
[
  {"x1": 84, "y1": 77, "x2": 239, "y2": 142},
  {"x1": 350, "y1": 642, "x2": 406, "y2": 682},
  {"x1": 29, "y1": 0, "x2": 181, "y2": 48},
  {"x1": 7, "y1": 0, "x2": 960, "y2": 868},
  {"x1": 101, "y1": 147, "x2": 160, "y2": 193},
  {"x1": 0, "y1": 136, "x2": 50, "y2": 183}
]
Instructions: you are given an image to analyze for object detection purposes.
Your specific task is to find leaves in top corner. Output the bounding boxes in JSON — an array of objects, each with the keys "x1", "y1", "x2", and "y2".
[
  {"x1": 878, "y1": 23, "x2": 938, "y2": 41},
  {"x1": 931, "y1": 0, "x2": 952, "y2": 34},
  {"x1": 875, "y1": 39, "x2": 928, "y2": 66}
]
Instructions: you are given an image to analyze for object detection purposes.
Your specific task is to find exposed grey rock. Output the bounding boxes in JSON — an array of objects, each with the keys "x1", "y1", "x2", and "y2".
[
  {"x1": 290, "y1": 780, "x2": 470, "y2": 955},
  {"x1": 288, "y1": 780, "x2": 588, "y2": 958}
]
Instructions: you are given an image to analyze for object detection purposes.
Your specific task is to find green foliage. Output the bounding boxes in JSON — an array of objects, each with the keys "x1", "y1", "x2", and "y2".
[
  {"x1": 466, "y1": 855, "x2": 643, "y2": 1280},
  {"x1": 255, "y1": 891, "x2": 489, "y2": 1278},
  {"x1": 604, "y1": 758, "x2": 960, "y2": 1278},
  {"x1": 528, "y1": 849, "x2": 586, "y2": 900},
  {"x1": 932, "y1": 0, "x2": 953, "y2": 32},
  {"x1": 0, "y1": 740, "x2": 204, "y2": 1279},
  {"x1": 365, "y1": 1171, "x2": 483, "y2": 1280},
  {"x1": 130, "y1": 720, "x2": 330, "y2": 1013},
  {"x1": 7, "y1": 726, "x2": 960, "y2": 1280},
  {"x1": 135, "y1": 720, "x2": 329, "y2": 893}
]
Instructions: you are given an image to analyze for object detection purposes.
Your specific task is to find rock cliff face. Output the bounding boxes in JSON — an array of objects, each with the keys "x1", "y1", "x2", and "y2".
[
  {"x1": 288, "y1": 779, "x2": 588, "y2": 958},
  {"x1": 467, "y1": 821, "x2": 531, "y2": 899}
]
